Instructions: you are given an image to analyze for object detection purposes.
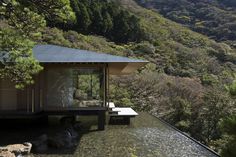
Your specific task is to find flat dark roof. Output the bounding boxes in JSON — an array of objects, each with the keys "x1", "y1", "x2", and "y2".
[
  {"x1": 33, "y1": 44, "x2": 148, "y2": 63},
  {"x1": 0, "y1": 44, "x2": 148, "y2": 75}
]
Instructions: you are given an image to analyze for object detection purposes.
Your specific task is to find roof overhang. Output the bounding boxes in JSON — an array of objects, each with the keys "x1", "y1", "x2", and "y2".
[
  {"x1": 32, "y1": 44, "x2": 148, "y2": 75},
  {"x1": 108, "y1": 62, "x2": 147, "y2": 75}
]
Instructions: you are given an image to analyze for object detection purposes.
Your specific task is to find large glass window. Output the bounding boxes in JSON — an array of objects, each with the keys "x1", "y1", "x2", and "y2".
[
  {"x1": 72, "y1": 68, "x2": 104, "y2": 107},
  {"x1": 45, "y1": 67, "x2": 104, "y2": 109}
]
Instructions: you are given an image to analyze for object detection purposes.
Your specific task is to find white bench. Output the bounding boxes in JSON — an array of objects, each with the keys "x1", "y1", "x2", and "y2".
[
  {"x1": 109, "y1": 107, "x2": 138, "y2": 124},
  {"x1": 110, "y1": 107, "x2": 138, "y2": 116}
]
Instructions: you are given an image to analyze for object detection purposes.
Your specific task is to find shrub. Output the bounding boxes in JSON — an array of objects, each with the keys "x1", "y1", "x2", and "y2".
[{"x1": 220, "y1": 115, "x2": 236, "y2": 157}]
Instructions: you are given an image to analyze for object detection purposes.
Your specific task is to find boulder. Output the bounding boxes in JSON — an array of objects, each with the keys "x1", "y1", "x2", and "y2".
[
  {"x1": 30, "y1": 127, "x2": 79, "y2": 152},
  {"x1": 67, "y1": 127, "x2": 79, "y2": 138},
  {"x1": 0, "y1": 142, "x2": 32, "y2": 156},
  {"x1": 0, "y1": 150, "x2": 15, "y2": 157},
  {"x1": 48, "y1": 128, "x2": 78, "y2": 148},
  {"x1": 31, "y1": 134, "x2": 48, "y2": 153},
  {"x1": 73, "y1": 121, "x2": 82, "y2": 130}
]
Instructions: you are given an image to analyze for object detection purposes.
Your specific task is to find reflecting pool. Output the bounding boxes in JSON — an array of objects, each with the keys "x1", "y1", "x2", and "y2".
[{"x1": 0, "y1": 113, "x2": 218, "y2": 157}]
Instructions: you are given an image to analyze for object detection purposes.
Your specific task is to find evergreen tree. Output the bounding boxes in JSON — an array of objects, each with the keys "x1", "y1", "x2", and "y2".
[
  {"x1": 112, "y1": 10, "x2": 130, "y2": 43},
  {"x1": 0, "y1": 0, "x2": 45, "y2": 88},
  {"x1": 90, "y1": 2, "x2": 103, "y2": 34},
  {"x1": 0, "y1": 0, "x2": 75, "y2": 88},
  {"x1": 77, "y1": 3, "x2": 91, "y2": 32},
  {"x1": 101, "y1": 11, "x2": 113, "y2": 34},
  {"x1": 127, "y1": 15, "x2": 142, "y2": 42},
  {"x1": 68, "y1": 0, "x2": 144, "y2": 43},
  {"x1": 70, "y1": 0, "x2": 80, "y2": 27},
  {"x1": 18, "y1": 0, "x2": 76, "y2": 25}
]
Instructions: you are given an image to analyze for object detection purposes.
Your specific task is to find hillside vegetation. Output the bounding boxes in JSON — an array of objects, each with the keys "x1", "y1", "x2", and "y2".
[
  {"x1": 112, "y1": 1, "x2": 236, "y2": 154},
  {"x1": 1, "y1": 0, "x2": 236, "y2": 156},
  {"x1": 136, "y1": 0, "x2": 236, "y2": 46}
]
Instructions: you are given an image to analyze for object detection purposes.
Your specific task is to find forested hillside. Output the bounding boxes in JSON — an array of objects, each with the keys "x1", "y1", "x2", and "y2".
[
  {"x1": 1, "y1": 0, "x2": 236, "y2": 156},
  {"x1": 136, "y1": 0, "x2": 236, "y2": 46}
]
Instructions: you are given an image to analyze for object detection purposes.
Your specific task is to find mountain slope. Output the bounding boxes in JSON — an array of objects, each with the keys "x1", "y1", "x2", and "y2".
[
  {"x1": 1, "y1": 0, "x2": 236, "y2": 154},
  {"x1": 136, "y1": 0, "x2": 236, "y2": 46},
  {"x1": 115, "y1": 0, "x2": 236, "y2": 77},
  {"x1": 112, "y1": 0, "x2": 236, "y2": 152}
]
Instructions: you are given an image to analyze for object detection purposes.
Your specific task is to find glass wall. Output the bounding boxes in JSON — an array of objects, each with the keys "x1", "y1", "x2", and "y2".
[{"x1": 45, "y1": 67, "x2": 105, "y2": 109}]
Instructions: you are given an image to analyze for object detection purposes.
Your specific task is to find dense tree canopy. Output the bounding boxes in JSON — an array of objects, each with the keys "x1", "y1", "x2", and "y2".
[
  {"x1": 17, "y1": 0, "x2": 76, "y2": 25},
  {"x1": 136, "y1": 0, "x2": 236, "y2": 45},
  {"x1": 0, "y1": 0, "x2": 75, "y2": 88},
  {"x1": 69, "y1": 0, "x2": 144, "y2": 43}
]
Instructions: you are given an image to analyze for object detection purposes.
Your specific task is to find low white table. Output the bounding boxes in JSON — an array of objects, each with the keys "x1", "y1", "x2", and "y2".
[
  {"x1": 111, "y1": 107, "x2": 138, "y2": 116},
  {"x1": 109, "y1": 107, "x2": 138, "y2": 124}
]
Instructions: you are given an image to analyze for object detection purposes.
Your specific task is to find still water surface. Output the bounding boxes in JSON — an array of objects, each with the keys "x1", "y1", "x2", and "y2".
[{"x1": 0, "y1": 113, "x2": 217, "y2": 157}]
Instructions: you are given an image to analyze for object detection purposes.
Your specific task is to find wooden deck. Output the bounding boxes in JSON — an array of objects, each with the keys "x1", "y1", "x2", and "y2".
[
  {"x1": 44, "y1": 107, "x2": 106, "y2": 115},
  {"x1": 0, "y1": 111, "x2": 44, "y2": 119},
  {"x1": 0, "y1": 107, "x2": 107, "y2": 130}
]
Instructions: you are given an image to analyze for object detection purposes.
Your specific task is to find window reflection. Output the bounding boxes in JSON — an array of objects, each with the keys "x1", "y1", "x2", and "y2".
[
  {"x1": 45, "y1": 67, "x2": 104, "y2": 109},
  {"x1": 73, "y1": 68, "x2": 103, "y2": 107}
]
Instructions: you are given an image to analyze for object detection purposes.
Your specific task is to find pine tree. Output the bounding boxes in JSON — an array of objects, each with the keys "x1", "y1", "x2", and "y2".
[
  {"x1": 1, "y1": 0, "x2": 75, "y2": 88},
  {"x1": 112, "y1": 10, "x2": 130, "y2": 43},
  {"x1": 127, "y1": 15, "x2": 142, "y2": 42},
  {"x1": 101, "y1": 11, "x2": 113, "y2": 34},
  {"x1": 90, "y1": 2, "x2": 103, "y2": 34},
  {"x1": 77, "y1": 3, "x2": 91, "y2": 32}
]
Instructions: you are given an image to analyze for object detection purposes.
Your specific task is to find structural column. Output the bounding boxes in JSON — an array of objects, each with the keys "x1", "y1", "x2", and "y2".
[{"x1": 98, "y1": 110, "x2": 106, "y2": 130}]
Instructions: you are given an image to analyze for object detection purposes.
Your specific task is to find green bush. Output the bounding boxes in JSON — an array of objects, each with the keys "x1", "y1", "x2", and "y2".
[
  {"x1": 201, "y1": 74, "x2": 219, "y2": 86},
  {"x1": 226, "y1": 80, "x2": 236, "y2": 96},
  {"x1": 132, "y1": 41, "x2": 155, "y2": 54},
  {"x1": 220, "y1": 115, "x2": 236, "y2": 157}
]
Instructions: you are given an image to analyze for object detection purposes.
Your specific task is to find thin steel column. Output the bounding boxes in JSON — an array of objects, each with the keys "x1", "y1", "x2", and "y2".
[
  {"x1": 27, "y1": 88, "x2": 29, "y2": 113},
  {"x1": 32, "y1": 89, "x2": 35, "y2": 113},
  {"x1": 107, "y1": 65, "x2": 110, "y2": 107},
  {"x1": 103, "y1": 66, "x2": 106, "y2": 107},
  {"x1": 40, "y1": 89, "x2": 43, "y2": 109}
]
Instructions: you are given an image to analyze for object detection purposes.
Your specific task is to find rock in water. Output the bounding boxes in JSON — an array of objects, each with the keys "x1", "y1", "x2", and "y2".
[
  {"x1": 48, "y1": 128, "x2": 78, "y2": 148},
  {"x1": 0, "y1": 142, "x2": 32, "y2": 156},
  {"x1": 67, "y1": 127, "x2": 79, "y2": 138},
  {"x1": 31, "y1": 134, "x2": 48, "y2": 153},
  {"x1": 73, "y1": 121, "x2": 82, "y2": 130},
  {"x1": 48, "y1": 130, "x2": 74, "y2": 148},
  {"x1": 0, "y1": 150, "x2": 15, "y2": 157}
]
